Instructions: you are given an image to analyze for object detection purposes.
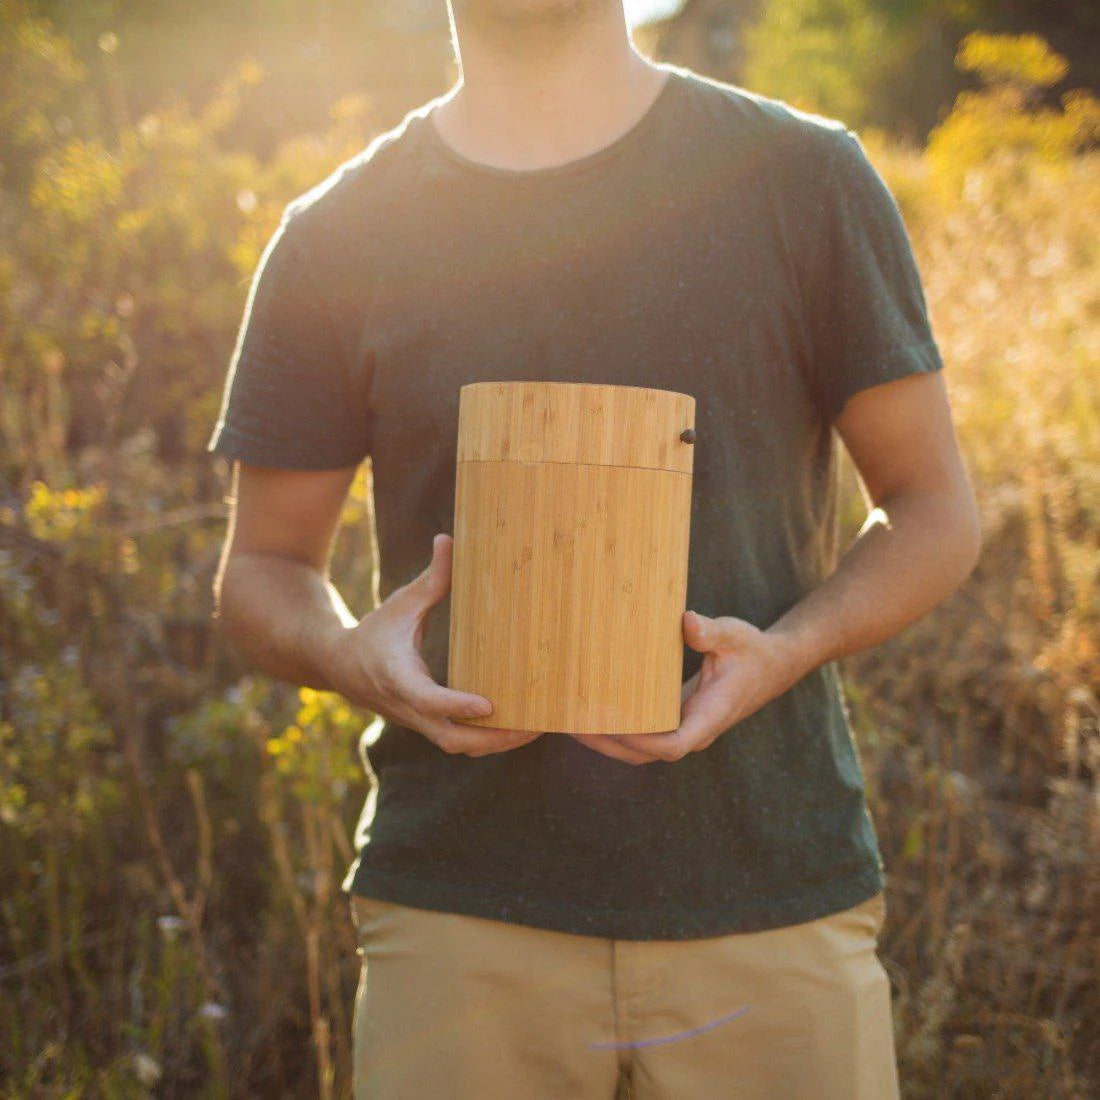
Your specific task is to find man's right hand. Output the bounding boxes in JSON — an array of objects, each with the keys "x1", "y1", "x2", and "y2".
[{"x1": 319, "y1": 533, "x2": 543, "y2": 758}]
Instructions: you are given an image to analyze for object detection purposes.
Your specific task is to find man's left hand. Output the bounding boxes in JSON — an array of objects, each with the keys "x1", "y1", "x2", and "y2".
[{"x1": 567, "y1": 610, "x2": 807, "y2": 765}]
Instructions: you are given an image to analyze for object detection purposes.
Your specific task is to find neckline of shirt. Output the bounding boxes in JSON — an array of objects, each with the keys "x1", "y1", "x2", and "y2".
[{"x1": 415, "y1": 65, "x2": 684, "y2": 183}]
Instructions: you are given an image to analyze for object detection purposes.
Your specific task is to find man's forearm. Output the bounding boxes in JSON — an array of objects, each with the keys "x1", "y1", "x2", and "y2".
[
  {"x1": 214, "y1": 552, "x2": 356, "y2": 691},
  {"x1": 764, "y1": 490, "x2": 981, "y2": 681}
]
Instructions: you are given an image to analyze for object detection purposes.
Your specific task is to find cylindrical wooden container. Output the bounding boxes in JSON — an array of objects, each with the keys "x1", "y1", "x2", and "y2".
[{"x1": 447, "y1": 381, "x2": 696, "y2": 735}]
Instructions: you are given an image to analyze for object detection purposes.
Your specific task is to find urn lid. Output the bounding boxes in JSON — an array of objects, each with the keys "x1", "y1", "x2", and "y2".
[{"x1": 456, "y1": 381, "x2": 696, "y2": 474}]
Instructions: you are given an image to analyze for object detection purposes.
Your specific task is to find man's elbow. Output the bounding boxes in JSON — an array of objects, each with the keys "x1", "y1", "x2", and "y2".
[{"x1": 892, "y1": 485, "x2": 983, "y2": 587}]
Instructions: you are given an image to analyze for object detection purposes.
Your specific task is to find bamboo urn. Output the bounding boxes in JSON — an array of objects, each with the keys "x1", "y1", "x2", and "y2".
[{"x1": 447, "y1": 381, "x2": 696, "y2": 735}]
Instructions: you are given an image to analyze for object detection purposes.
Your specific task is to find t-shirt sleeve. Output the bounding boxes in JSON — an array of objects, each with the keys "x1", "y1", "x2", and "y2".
[
  {"x1": 206, "y1": 209, "x2": 372, "y2": 470},
  {"x1": 803, "y1": 127, "x2": 945, "y2": 425}
]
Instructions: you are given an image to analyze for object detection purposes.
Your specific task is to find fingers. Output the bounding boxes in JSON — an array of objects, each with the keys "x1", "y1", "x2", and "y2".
[
  {"x1": 684, "y1": 611, "x2": 764, "y2": 657},
  {"x1": 683, "y1": 609, "x2": 713, "y2": 654},
  {"x1": 416, "y1": 713, "x2": 542, "y2": 757},
  {"x1": 375, "y1": 531, "x2": 503, "y2": 722},
  {"x1": 665, "y1": 686, "x2": 730, "y2": 749},
  {"x1": 456, "y1": 726, "x2": 544, "y2": 756},
  {"x1": 378, "y1": 647, "x2": 540, "y2": 757},
  {"x1": 680, "y1": 669, "x2": 701, "y2": 705},
  {"x1": 380, "y1": 637, "x2": 495, "y2": 722},
  {"x1": 398, "y1": 672, "x2": 495, "y2": 722},
  {"x1": 600, "y1": 730, "x2": 689, "y2": 763},
  {"x1": 567, "y1": 671, "x2": 713, "y2": 765},
  {"x1": 620, "y1": 681, "x2": 730, "y2": 761},
  {"x1": 567, "y1": 733, "x2": 658, "y2": 766}
]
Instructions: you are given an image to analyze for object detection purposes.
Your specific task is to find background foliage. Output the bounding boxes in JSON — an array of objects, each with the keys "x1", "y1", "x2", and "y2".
[{"x1": 1, "y1": 1, "x2": 1097, "y2": 1095}]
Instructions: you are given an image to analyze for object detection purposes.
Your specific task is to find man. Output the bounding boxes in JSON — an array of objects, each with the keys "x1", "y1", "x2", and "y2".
[{"x1": 207, "y1": 0, "x2": 981, "y2": 1095}]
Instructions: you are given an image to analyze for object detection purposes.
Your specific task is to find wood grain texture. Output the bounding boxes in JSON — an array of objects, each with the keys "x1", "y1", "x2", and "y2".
[{"x1": 448, "y1": 382, "x2": 695, "y2": 734}]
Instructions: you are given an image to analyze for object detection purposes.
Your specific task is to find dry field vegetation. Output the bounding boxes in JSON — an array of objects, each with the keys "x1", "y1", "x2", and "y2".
[
  {"x1": 842, "y1": 146, "x2": 1098, "y2": 1097},
  {"x1": 1, "y1": 13, "x2": 1097, "y2": 1099}
]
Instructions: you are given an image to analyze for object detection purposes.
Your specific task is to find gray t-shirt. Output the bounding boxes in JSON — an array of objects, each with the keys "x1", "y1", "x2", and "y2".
[{"x1": 208, "y1": 63, "x2": 945, "y2": 938}]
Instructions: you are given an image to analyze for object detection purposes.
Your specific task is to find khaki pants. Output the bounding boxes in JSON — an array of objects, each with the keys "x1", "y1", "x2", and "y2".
[{"x1": 349, "y1": 890, "x2": 900, "y2": 1099}]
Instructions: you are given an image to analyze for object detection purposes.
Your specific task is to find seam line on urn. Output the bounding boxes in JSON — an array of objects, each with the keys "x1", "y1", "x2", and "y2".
[{"x1": 455, "y1": 458, "x2": 694, "y2": 474}]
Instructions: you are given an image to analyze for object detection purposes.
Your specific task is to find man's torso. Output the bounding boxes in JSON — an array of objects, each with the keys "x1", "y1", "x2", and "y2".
[{"x1": 275, "y1": 64, "x2": 885, "y2": 938}]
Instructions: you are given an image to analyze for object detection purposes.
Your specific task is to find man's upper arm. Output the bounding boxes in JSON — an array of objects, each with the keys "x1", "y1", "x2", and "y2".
[
  {"x1": 833, "y1": 371, "x2": 980, "y2": 549},
  {"x1": 206, "y1": 201, "x2": 371, "y2": 576},
  {"x1": 223, "y1": 462, "x2": 359, "y2": 574}
]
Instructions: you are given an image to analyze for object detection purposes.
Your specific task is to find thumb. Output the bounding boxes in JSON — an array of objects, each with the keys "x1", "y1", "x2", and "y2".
[
  {"x1": 683, "y1": 609, "x2": 714, "y2": 653},
  {"x1": 420, "y1": 533, "x2": 452, "y2": 600},
  {"x1": 395, "y1": 533, "x2": 451, "y2": 613}
]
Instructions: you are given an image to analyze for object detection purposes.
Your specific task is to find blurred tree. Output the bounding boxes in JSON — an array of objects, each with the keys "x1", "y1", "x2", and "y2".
[
  {"x1": 925, "y1": 31, "x2": 1100, "y2": 203},
  {"x1": 983, "y1": 0, "x2": 1100, "y2": 105},
  {"x1": 0, "y1": 1, "x2": 86, "y2": 191},
  {"x1": 739, "y1": 0, "x2": 988, "y2": 136},
  {"x1": 3, "y1": 6, "x2": 1098, "y2": 1095},
  {"x1": 21, "y1": 0, "x2": 1100, "y2": 146},
  {"x1": 651, "y1": 0, "x2": 1098, "y2": 140},
  {"x1": 25, "y1": 0, "x2": 455, "y2": 161},
  {"x1": 1, "y1": 4, "x2": 379, "y2": 479}
]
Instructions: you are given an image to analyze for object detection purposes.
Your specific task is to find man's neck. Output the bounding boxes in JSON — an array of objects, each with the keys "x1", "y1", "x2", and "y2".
[{"x1": 433, "y1": 2, "x2": 667, "y2": 172}]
